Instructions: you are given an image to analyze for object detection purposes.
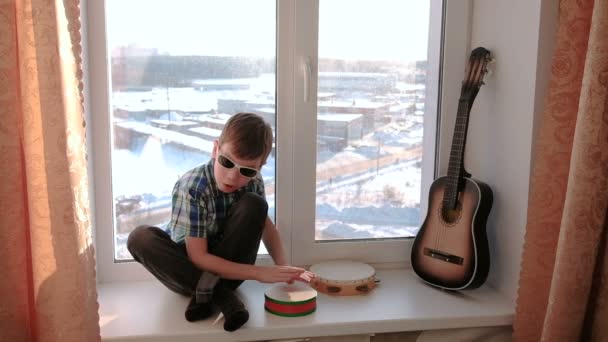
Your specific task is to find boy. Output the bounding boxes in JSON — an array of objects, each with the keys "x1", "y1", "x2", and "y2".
[{"x1": 127, "y1": 112, "x2": 313, "y2": 332}]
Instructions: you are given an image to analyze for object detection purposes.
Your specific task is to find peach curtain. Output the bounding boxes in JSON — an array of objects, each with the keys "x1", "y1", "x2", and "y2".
[
  {"x1": 0, "y1": 0, "x2": 100, "y2": 341},
  {"x1": 513, "y1": 0, "x2": 608, "y2": 341}
]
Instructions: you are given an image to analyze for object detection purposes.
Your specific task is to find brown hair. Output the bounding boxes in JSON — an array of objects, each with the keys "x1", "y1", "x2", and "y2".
[{"x1": 218, "y1": 112, "x2": 273, "y2": 165}]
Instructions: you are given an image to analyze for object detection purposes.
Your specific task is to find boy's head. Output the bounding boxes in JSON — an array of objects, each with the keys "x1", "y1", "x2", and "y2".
[
  {"x1": 217, "y1": 112, "x2": 273, "y2": 164},
  {"x1": 212, "y1": 112, "x2": 273, "y2": 193}
]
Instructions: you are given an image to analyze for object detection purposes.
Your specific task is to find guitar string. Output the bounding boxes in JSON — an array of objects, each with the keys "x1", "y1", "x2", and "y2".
[
  {"x1": 439, "y1": 130, "x2": 458, "y2": 249},
  {"x1": 446, "y1": 60, "x2": 474, "y2": 251},
  {"x1": 444, "y1": 103, "x2": 460, "y2": 249},
  {"x1": 439, "y1": 57, "x2": 480, "y2": 252},
  {"x1": 445, "y1": 57, "x2": 485, "y2": 253},
  {"x1": 434, "y1": 53, "x2": 487, "y2": 256}
]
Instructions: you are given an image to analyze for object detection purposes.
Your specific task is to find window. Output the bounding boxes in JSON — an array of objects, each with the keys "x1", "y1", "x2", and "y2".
[
  {"x1": 105, "y1": 0, "x2": 276, "y2": 261},
  {"x1": 292, "y1": 1, "x2": 440, "y2": 265},
  {"x1": 87, "y1": 0, "x2": 472, "y2": 282}
]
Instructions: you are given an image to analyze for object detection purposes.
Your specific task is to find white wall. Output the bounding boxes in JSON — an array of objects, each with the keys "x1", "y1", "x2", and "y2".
[{"x1": 459, "y1": 0, "x2": 559, "y2": 301}]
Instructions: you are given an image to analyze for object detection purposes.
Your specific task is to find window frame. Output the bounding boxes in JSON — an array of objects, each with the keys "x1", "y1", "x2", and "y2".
[{"x1": 85, "y1": 0, "x2": 472, "y2": 283}]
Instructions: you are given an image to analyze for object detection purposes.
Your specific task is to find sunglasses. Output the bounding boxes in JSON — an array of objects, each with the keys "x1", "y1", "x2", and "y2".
[{"x1": 217, "y1": 154, "x2": 259, "y2": 178}]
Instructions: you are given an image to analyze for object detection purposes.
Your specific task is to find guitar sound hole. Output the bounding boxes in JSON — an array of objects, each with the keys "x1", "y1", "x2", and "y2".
[{"x1": 440, "y1": 202, "x2": 462, "y2": 226}]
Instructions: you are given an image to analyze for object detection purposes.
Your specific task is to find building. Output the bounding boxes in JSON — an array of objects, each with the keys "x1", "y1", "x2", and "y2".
[
  {"x1": 317, "y1": 114, "x2": 364, "y2": 151},
  {"x1": 318, "y1": 99, "x2": 391, "y2": 134},
  {"x1": 318, "y1": 72, "x2": 396, "y2": 95}
]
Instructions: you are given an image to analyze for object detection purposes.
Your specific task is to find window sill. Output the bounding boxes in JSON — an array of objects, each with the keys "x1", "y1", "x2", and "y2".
[{"x1": 98, "y1": 268, "x2": 514, "y2": 342}]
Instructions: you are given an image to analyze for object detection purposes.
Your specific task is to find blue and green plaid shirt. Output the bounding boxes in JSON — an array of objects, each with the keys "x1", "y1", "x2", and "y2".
[{"x1": 166, "y1": 158, "x2": 265, "y2": 245}]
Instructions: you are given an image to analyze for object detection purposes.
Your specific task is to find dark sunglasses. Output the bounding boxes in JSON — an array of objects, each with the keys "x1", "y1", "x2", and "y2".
[{"x1": 217, "y1": 154, "x2": 258, "y2": 178}]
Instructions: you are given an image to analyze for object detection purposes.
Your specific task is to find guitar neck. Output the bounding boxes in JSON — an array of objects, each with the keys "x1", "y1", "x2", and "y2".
[
  {"x1": 444, "y1": 97, "x2": 472, "y2": 208},
  {"x1": 441, "y1": 46, "x2": 490, "y2": 210}
]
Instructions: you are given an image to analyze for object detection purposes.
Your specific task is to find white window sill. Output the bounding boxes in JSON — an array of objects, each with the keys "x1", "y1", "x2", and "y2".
[{"x1": 98, "y1": 268, "x2": 514, "y2": 342}]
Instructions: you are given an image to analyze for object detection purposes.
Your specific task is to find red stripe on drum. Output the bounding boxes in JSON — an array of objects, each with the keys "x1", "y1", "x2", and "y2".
[{"x1": 264, "y1": 298, "x2": 316, "y2": 317}]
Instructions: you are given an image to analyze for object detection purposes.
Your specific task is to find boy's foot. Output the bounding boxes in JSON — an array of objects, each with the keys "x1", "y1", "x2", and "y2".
[
  {"x1": 185, "y1": 296, "x2": 214, "y2": 322},
  {"x1": 212, "y1": 287, "x2": 249, "y2": 332}
]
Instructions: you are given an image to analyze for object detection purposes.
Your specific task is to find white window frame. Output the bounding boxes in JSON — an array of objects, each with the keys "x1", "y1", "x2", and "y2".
[{"x1": 85, "y1": 0, "x2": 472, "y2": 283}]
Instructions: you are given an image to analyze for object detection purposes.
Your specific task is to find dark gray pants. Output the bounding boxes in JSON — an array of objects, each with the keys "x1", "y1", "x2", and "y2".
[{"x1": 127, "y1": 193, "x2": 268, "y2": 302}]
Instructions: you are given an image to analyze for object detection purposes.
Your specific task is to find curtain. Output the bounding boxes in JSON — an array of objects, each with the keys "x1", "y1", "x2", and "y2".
[
  {"x1": 513, "y1": 0, "x2": 608, "y2": 341},
  {"x1": 0, "y1": 0, "x2": 100, "y2": 341}
]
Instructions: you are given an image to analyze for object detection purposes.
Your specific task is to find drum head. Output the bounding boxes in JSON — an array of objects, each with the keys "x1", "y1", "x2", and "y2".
[
  {"x1": 264, "y1": 282, "x2": 317, "y2": 303},
  {"x1": 310, "y1": 260, "x2": 375, "y2": 282}
]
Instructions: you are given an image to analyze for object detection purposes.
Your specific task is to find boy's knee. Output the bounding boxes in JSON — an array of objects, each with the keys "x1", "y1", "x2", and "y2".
[
  {"x1": 127, "y1": 225, "x2": 153, "y2": 255},
  {"x1": 240, "y1": 193, "x2": 268, "y2": 216}
]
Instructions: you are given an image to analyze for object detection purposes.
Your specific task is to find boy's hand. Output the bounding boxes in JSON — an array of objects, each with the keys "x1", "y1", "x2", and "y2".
[
  {"x1": 287, "y1": 270, "x2": 315, "y2": 284},
  {"x1": 255, "y1": 266, "x2": 313, "y2": 284}
]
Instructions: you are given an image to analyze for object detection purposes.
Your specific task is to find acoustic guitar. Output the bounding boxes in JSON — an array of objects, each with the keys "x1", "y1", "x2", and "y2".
[{"x1": 411, "y1": 47, "x2": 493, "y2": 290}]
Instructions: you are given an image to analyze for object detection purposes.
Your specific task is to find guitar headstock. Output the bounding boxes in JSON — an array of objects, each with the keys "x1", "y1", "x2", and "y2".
[{"x1": 461, "y1": 47, "x2": 492, "y2": 100}]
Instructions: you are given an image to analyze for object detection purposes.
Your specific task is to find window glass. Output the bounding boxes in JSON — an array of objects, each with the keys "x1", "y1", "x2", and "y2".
[
  {"x1": 315, "y1": 0, "x2": 430, "y2": 240},
  {"x1": 106, "y1": 0, "x2": 276, "y2": 260}
]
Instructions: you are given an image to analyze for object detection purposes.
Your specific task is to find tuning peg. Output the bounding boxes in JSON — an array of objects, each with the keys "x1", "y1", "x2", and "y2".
[{"x1": 485, "y1": 57, "x2": 496, "y2": 77}]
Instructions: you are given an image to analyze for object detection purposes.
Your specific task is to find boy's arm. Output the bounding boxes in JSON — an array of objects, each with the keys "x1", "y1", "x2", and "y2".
[
  {"x1": 186, "y1": 236, "x2": 302, "y2": 283},
  {"x1": 261, "y1": 218, "x2": 315, "y2": 283},
  {"x1": 261, "y1": 216, "x2": 288, "y2": 266}
]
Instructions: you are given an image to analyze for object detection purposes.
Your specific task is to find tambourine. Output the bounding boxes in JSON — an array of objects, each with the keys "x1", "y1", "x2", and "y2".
[
  {"x1": 309, "y1": 260, "x2": 378, "y2": 296},
  {"x1": 264, "y1": 282, "x2": 317, "y2": 317}
]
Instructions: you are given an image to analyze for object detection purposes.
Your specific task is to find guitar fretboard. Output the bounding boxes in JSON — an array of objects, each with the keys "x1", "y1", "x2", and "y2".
[
  {"x1": 443, "y1": 98, "x2": 471, "y2": 210},
  {"x1": 441, "y1": 46, "x2": 490, "y2": 211}
]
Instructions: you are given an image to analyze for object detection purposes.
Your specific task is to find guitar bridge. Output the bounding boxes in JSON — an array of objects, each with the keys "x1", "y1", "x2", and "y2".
[{"x1": 423, "y1": 247, "x2": 464, "y2": 265}]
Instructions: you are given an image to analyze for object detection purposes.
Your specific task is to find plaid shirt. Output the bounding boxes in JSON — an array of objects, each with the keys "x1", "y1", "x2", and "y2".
[{"x1": 165, "y1": 159, "x2": 265, "y2": 245}]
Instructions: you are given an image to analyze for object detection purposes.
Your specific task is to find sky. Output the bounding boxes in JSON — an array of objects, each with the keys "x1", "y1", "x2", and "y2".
[{"x1": 107, "y1": 0, "x2": 432, "y2": 61}]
